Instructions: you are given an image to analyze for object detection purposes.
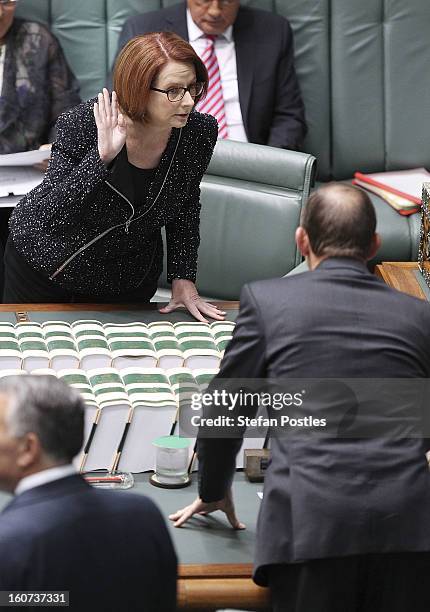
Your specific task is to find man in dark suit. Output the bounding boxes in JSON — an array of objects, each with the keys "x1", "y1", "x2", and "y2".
[
  {"x1": 0, "y1": 376, "x2": 176, "y2": 612},
  {"x1": 170, "y1": 183, "x2": 430, "y2": 611},
  {"x1": 113, "y1": 0, "x2": 306, "y2": 150}
]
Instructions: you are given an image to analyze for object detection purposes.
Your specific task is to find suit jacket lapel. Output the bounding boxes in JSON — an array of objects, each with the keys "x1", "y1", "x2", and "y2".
[
  {"x1": 232, "y1": 9, "x2": 254, "y2": 135},
  {"x1": 165, "y1": 2, "x2": 189, "y2": 41}
]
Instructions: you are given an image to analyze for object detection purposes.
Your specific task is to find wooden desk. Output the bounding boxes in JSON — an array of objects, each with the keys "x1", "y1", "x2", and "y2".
[
  {"x1": 0, "y1": 302, "x2": 270, "y2": 612},
  {"x1": 375, "y1": 262, "x2": 427, "y2": 300}
]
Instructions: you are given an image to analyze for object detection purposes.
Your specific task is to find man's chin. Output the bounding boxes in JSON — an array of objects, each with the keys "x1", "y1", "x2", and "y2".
[{"x1": 202, "y1": 23, "x2": 225, "y2": 36}]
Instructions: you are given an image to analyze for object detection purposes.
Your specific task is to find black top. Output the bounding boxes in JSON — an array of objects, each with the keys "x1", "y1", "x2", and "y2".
[{"x1": 129, "y1": 164, "x2": 157, "y2": 211}]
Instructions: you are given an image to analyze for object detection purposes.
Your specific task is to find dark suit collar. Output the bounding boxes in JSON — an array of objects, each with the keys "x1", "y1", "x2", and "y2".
[
  {"x1": 232, "y1": 8, "x2": 254, "y2": 134},
  {"x1": 315, "y1": 257, "x2": 371, "y2": 274},
  {"x1": 1, "y1": 474, "x2": 89, "y2": 515},
  {"x1": 166, "y1": 2, "x2": 189, "y2": 40}
]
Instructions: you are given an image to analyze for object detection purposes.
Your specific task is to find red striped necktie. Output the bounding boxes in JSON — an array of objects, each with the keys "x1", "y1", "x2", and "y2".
[{"x1": 196, "y1": 35, "x2": 228, "y2": 139}]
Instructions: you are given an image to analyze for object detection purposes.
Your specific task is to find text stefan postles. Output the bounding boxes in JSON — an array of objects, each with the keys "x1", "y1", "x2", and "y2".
[{"x1": 191, "y1": 415, "x2": 327, "y2": 428}]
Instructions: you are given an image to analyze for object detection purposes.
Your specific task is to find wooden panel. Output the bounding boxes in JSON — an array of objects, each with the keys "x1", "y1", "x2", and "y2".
[
  {"x1": 178, "y1": 565, "x2": 270, "y2": 611},
  {"x1": 0, "y1": 302, "x2": 239, "y2": 313},
  {"x1": 375, "y1": 262, "x2": 426, "y2": 300}
]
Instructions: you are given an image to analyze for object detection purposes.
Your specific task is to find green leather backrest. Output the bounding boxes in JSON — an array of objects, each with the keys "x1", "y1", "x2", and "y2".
[
  {"x1": 331, "y1": 0, "x2": 430, "y2": 179},
  {"x1": 159, "y1": 140, "x2": 316, "y2": 299},
  {"x1": 196, "y1": 140, "x2": 316, "y2": 298}
]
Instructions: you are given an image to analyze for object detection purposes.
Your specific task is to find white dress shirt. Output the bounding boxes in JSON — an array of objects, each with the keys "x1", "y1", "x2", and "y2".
[
  {"x1": 186, "y1": 9, "x2": 248, "y2": 143},
  {"x1": 15, "y1": 464, "x2": 77, "y2": 496},
  {"x1": 0, "y1": 45, "x2": 6, "y2": 96}
]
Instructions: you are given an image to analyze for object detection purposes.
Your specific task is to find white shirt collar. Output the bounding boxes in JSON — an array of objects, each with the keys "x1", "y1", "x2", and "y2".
[
  {"x1": 186, "y1": 8, "x2": 233, "y2": 43},
  {"x1": 15, "y1": 464, "x2": 77, "y2": 496}
]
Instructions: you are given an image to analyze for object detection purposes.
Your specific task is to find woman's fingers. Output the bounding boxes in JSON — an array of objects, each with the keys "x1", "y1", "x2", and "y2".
[
  {"x1": 103, "y1": 88, "x2": 111, "y2": 121},
  {"x1": 111, "y1": 90, "x2": 118, "y2": 124},
  {"x1": 160, "y1": 299, "x2": 224, "y2": 322},
  {"x1": 186, "y1": 301, "x2": 209, "y2": 323},
  {"x1": 168, "y1": 498, "x2": 208, "y2": 528},
  {"x1": 199, "y1": 303, "x2": 226, "y2": 320},
  {"x1": 158, "y1": 301, "x2": 178, "y2": 314},
  {"x1": 225, "y1": 506, "x2": 246, "y2": 530},
  {"x1": 93, "y1": 102, "x2": 100, "y2": 127},
  {"x1": 96, "y1": 88, "x2": 114, "y2": 126},
  {"x1": 97, "y1": 91, "x2": 106, "y2": 122}
]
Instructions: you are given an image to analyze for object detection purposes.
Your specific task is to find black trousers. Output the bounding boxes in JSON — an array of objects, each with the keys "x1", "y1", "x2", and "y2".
[
  {"x1": 3, "y1": 238, "x2": 157, "y2": 304},
  {"x1": 267, "y1": 553, "x2": 430, "y2": 612}
]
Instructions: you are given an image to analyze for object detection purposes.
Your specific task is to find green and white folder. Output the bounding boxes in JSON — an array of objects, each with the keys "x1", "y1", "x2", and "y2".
[
  {"x1": 58, "y1": 369, "x2": 100, "y2": 472},
  {"x1": 57, "y1": 369, "x2": 98, "y2": 408},
  {"x1": 193, "y1": 369, "x2": 220, "y2": 391},
  {"x1": 167, "y1": 367, "x2": 199, "y2": 409},
  {"x1": 0, "y1": 323, "x2": 22, "y2": 370},
  {"x1": 72, "y1": 320, "x2": 111, "y2": 370},
  {"x1": 45, "y1": 337, "x2": 80, "y2": 371},
  {"x1": 148, "y1": 322, "x2": 184, "y2": 369},
  {"x1": 174, "y1": 322, "x2": 220, "y2": 370},
  {"x1": 85, "y1": 368, "x2": 131, "y2": 472},
  {"x1": 210, "y1": 321, "x2": 235, "y2": 355},
  {"x1": 104, "y1": 323, "x2": 157, "y2": 369},
  {"x1": 16, "y1": 323, "x2": 49, "y2": 372},
  {"x1": 119, "y1": 367, "x2": 177, "y2": 472}
]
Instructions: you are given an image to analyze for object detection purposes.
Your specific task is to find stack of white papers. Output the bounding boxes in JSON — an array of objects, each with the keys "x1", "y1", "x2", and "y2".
[{"x1": 0, "y1": 150, "x2": 49, "y2": 208}]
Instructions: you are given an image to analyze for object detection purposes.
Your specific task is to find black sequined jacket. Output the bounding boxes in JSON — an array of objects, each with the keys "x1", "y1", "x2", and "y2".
[{"x1": 9, "y1": 99, "x2": 218, "y2": 296}]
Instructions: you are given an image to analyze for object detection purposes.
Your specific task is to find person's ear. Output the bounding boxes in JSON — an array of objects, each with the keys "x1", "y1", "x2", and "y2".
[
  {"x1": 295, "y1": 226, "x2": 311, "y2": 258},
  {"x1": 366, "y1": 232, "x2": 382, "y2": 261},
  {"x1": 16, "y1": 433, "x2": 42, "y2": 470}
]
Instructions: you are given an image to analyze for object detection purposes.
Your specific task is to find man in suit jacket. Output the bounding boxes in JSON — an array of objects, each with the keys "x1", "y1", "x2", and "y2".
[
  {"x1": 0, "y1": 376, "x2": 176, "y2": 612},
  {"x1": 113, "y1": 0, "x2": 306, "y2": 150},
  {"x1": 170, "y1": 183, "x2": 430, "y2": 612}
]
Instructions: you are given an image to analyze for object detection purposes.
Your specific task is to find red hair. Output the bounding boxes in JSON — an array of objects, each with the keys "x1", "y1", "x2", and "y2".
[{"x1": 113, "y1": 31, "x2": 208, "y2": 121}]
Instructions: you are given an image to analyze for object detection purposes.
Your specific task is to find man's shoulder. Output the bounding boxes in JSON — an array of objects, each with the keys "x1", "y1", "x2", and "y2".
[
  {"x1": 236, "y1": 6, "x2": 292, "y2": 31},
  {"x1": 122, "y1": 3, "x2": 184, "y2": 33},
  {"x1": 245, "y1": 272, "x2": 311, "y2": 302},
  {"x1": 245, "y1": 268, "x2": 430, "y2": 321},
  {"x1": 0, "y1": 487, "x2": 161, "y2": 534}
]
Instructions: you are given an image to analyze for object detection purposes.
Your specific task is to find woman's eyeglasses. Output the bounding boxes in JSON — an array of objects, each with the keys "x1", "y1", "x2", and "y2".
[
  {"x1": 0, "y1": 0, "x2": 19, "y2": 7},
  {"x1": 150, "y1": 82, "x2": 204, "y2": 102}
]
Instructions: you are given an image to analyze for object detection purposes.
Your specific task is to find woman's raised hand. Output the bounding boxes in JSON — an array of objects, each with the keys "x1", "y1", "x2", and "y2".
[{"x1": 94, "y1": 89, "x2": 127, "y2": 165}]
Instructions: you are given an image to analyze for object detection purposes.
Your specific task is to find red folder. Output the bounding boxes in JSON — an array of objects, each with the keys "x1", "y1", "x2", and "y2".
[{"x1": 354, "y1": 172, "x2": 422, "y2": 205}]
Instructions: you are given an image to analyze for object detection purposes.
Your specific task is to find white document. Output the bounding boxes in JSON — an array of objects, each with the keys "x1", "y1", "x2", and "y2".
[
  {"x1": 0, "y1": 195, "x2": 21, "y2": 208},
  {"x1": 0, "y1": 149, "x2": 50, "y2": 166},
  {"x1": 364, "y1": 167, "x2": 430, "y2": 200},
  {"x1": 0, "y1": 167, "x2": 44, "y2": 197}
]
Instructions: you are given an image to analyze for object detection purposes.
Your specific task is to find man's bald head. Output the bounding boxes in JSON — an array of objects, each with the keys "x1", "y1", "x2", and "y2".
[{"x1": 300, "y1": 183, "x2": 378, "y2": 261}]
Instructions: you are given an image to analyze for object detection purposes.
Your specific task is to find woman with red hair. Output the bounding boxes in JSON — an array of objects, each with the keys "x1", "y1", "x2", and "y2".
[{"x1": 5, "y1": 32, "x2": 224, "y2": 322}]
